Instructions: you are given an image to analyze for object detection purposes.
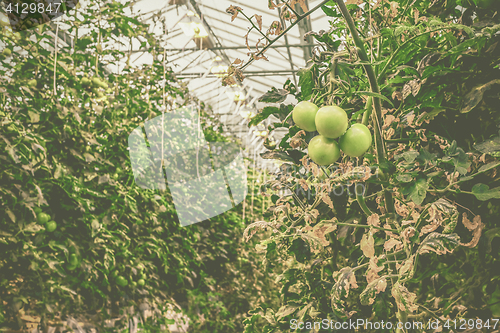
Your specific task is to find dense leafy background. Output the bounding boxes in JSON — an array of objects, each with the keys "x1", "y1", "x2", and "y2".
[{"x1": 0, "y1": 1, "x2": 278, "y2": 332}]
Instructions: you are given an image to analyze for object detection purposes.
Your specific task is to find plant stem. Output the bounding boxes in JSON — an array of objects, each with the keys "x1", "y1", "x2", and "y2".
[
  {"x1": 333, "y1": 0, "x2": 394, "y2": 215},
  {"x1": 361, "y1": 96, "x2": 372, "y2": 126},
  {"x1": 335, "y1": 222, "x2": 398, "y2": 233},
  {"x1": 333, "y1": 1, "x2": 403, "y2": 327},
  {"x1": 240, "y1": 12, "x2": 271, "y2": 43},
  {"x1": 241, "y1": 0, "x2": 331, "y2": 70}
]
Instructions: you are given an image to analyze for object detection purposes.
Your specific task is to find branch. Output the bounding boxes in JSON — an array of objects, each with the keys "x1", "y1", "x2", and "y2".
[
  {"x1": 240, "y1": 12, "x2": 271, "y2": 43},
  {"x1": 240, "y1": 0, "x2": 331, "y2": 70}
]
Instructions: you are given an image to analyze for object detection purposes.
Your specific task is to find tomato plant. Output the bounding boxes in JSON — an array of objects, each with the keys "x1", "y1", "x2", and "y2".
[{"x1": 227, "y1": 0, "x2": 500, "y2": 332}]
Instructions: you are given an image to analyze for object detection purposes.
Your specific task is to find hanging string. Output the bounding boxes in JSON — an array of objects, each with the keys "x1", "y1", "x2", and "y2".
[
  {"x1": 53, "y1": 23, "x2": 59, "y2": 96},
  {"x1": 161, "y1": 23, "x2": 167, "y2": 172}
]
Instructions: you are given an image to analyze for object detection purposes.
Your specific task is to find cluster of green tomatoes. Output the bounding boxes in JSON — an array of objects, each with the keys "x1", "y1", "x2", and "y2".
[
  {"x1": 111, "y1": 263, "x2": 147, "y2": 288},
  {"x1": 80, "y1": 76, "x2": 110, "y2": 101},
  {"x1": 292, "y1": 101, "x2": 372, "y2": 166},
  {"x1": 34, "y1": 207, "x2": 57, "y2": 232}
]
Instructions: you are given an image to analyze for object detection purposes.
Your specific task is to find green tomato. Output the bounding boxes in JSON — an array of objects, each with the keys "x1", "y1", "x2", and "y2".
[
  {"x1": 33, "y1": 207, "x2": 43, "y2": 214},
  {"x1": 46, "y1": 221, "x2": 57, "y2": 232},
  {"x1": 308, "y1": 135, "x2": 341, "y2": 166},
  {"x1": 315, "y1": 106, "x2": 349, "y2": 139},
  {"x1": 81, "y1": 77, "x2": 91, "y2": 86},
  {"x1": 2, "y1": 48, "x2": 11, "y2": 56},
  {"x1": 110, "y1": 270, "x2": 118, "y2": 279},
  {"x1": 27, "y1": 79, "x2": 37, "y2": 87},
  {"x1": 37, "y1": 212, "x2": 50, "y2": 224},
  {"x1": 69, "y1": 253, "x2": 79, "y2": 266},
  {"x1": 140, "y1": 273, "x2": 147, "y2": 280},
  {"x1": 339, "y1": 124, "x2": 372, "y2": 157},
  {"x1": 91, "y1": 77, "x2": 101, "y2": 87},
  {"x1": 131, "y1": 281, "x2": 137, "y2": 288},
  {"x1": 292, "y1": 101, "x2": 319, "y2": 132},
  {"x1": 115, "y1": 275, "x2": 128, "y2": 287},
  {"x1": 137, "y1": 279, "x2": 145, "y2": 287},
  {"x1": 92, "y1": 77, "x2": 108, "y2": 89}
]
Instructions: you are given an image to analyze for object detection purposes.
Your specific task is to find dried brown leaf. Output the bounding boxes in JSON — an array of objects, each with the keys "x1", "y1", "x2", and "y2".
[
  {"x1": 244, "y1": 32, "x2": 250, "y2": 50},
  {"x1": 392, "y1": 90, "x2": 403, "y2": 101},
  {"x1": 398, "y1": 255, "x2": 415, "y2": 278},
  {"x1": 366, "y1": 256, "x2": 384, "y2": 283},
  {"x1": 322, "y1": 194, "x2": 334, "y2": 209},
  {"x1": 298, "y1": 179, "x2": 309, "y2": 192},
  {"x1": 384, "y1": 238, "x2": 402, "y2": 252},
  {"x1": 226, "y1": 5, "x2": 242, "y2": 22},
  {"x1": 460, "y1": 214, "x2": 484, "y2": 248},
  {"x1": 406, "y1": 113, "x2": 415, "y2": 127},
  {"x1": 461, "y1": 213, "x2": 481, "y2": 231},
  {"x1": 255, "y1": 14, "x2": 263, "y2": 31},
  {"x1": 402, "y1": 83, "x2": 412, "y2": 100},
  {"x1": 367, "y1": 214, "x2": 380, "y2": 227},
  {"x1": 268, "y1": 20, "x2": 282, "y2": 35},
  {"x1": 311, "y1": 222, "x2": 337, "y2": 247},
  {"x1": 394, "y1": 199, "x2": 409, "y2": 217},
  {"x1": 383, "y1": 115, "x2": 396, "y2": 130},
  {"x1": 402, "y1": 227, "x2": 416, "y2": 243},
  {"x1": 360, "y1": 232, "x2": 375, "y2": 258}
]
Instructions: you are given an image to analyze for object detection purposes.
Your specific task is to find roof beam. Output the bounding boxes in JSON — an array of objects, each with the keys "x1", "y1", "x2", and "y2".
[
  {"x1": 159, "y1": 43, "x2": 317, "y2": 52},
  {"x1": 177, "y1": 69, "x2": 299, "y2": 78}
]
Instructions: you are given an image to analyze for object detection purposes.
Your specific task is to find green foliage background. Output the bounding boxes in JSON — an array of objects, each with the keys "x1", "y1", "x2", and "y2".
[{"x1": 0, "y1": 1, "x2": 279, "y2": 332}]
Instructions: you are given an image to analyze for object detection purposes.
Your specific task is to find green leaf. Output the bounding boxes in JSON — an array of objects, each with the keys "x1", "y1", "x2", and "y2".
[
  {"x1": 402, "y1": 151, "x2": 420, "y2": 163},
  {"x1": 471, "y1": 183, "x2": 500, "y2": 201},
  {"x1": 275, "y1": 304, "x2": 298, "y2": 320},
  {"x1": 478, "y1": 161, "x2": 500, "y2": 173},
  {"x1": 417, "y1": 148, "x2": 438, "y2": 165},
  {"x1": 474, "y1": 135, "x2": 500, "y2": 154},
  {"x1": 298, "y1": 68, "x2": 313, "y2": 101},
  {"x1": 248, "y1": 106, "x2": 280, "y2": 127},
  {"x1": 460, "y1": 79, "x2": 500, "y2": 113},
  {"x1": 258, "y1": 87, "x2": 288, "y2": 103},
  {"x1": 321, "y1": 5, "x2": 336, "y2": 17},
  {"x1": 355, "y1": 91, "x2": 394, "y2": 107},
  {"x1": 408, "y1": 178, "x2": 428, "y2": 205}
]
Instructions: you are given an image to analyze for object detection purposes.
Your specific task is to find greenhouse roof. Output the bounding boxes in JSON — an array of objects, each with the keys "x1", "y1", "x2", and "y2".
[{"x1": 126, "y1": 0, "x2": 332, "y2": 169}]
